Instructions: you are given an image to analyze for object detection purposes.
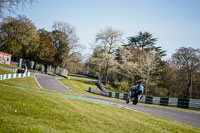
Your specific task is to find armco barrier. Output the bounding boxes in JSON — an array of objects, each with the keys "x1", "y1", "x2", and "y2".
[
  {"x1": 88, "y1": 87, "x2": 200, "y2": 110},
  {"x1": 0, "y1": 72, "x2": 30, "y2": 80}
]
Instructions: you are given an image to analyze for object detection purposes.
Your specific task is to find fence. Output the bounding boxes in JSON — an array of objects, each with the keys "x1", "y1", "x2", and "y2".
[
  {"x1": 0, "y1": 72, "x2": 30, "y2": 80},
  {"x1": 88, "y1": 87, "x2": 200, "y2": 110}
]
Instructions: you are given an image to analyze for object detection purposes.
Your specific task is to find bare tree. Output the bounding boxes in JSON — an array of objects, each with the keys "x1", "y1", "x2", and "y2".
[
  {"x1": 96, "y1": 27, "x2": 123, "y2": 53},
  {"x1": 52, "y1": 21, "x2": 79, "y2": 53},
  {"x1": 135, "y1": 51, "x2": 158, "y2": 95},
  {"x1": 0, "y1": 0, "x2": 34, "y2": 17},
  {"x1": 117, "y1": 46, "x2": 136, "y2": 83},
  {"x1": 118, "y1": 46, "x2": 158, "y2": 94},
  {"x1": 172, "y1": 47, "x2": 200, "y2": 98},
  {"x1": 93, "y1": 27, "x2": 123, "y2": 84},
  {"x1": 89, "y1": 47, "x2": 119, "y2": 84}
]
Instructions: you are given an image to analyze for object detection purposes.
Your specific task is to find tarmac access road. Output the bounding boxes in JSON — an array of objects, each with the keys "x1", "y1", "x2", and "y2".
[{"x1": 35, "y1": 74, "x2": 200, "y2": 128}]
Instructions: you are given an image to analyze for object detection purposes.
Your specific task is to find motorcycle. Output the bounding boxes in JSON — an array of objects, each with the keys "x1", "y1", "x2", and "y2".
[{"x1": 126, "y1": 90, "x2": 140, "y2": 105}]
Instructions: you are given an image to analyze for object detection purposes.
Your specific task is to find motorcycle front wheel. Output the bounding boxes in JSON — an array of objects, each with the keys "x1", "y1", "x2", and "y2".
[{"x1": 126, "y1": 97, "x2": 129, "y2": 104}]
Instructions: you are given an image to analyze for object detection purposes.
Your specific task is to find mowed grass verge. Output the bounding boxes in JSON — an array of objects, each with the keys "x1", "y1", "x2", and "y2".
[{"x1": 0, "y1": 77, "x2": 199, "y2": 132}]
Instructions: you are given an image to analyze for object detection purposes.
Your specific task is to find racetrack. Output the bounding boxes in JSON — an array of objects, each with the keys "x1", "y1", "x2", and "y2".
[{"x1": 35, "y1": 74, "x2": 200, "y2": 128}]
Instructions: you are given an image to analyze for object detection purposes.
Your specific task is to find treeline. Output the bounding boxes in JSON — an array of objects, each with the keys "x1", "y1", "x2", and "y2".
[
  {"x1": 86, "y1": 27, "x2": 200, "y2": 99},
  {"x1": 0, "y1": 15, "x2": 83, "y2": 73}
]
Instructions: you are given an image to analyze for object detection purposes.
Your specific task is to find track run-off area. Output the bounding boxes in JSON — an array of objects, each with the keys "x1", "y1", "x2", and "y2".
[{"x1": 35, "y1": 74, "x2": 200, "y2": 128}]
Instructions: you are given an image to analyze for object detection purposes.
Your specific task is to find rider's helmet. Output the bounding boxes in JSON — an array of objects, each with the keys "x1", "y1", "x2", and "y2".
[
  {"x1": 136, "y1": 81, "x2": 142, "y2": 89},
  {"x1": 137, "y1": 81, "x2": 142, "y2": 84}
]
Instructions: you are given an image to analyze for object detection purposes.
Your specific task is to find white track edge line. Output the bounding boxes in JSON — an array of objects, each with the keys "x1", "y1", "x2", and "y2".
[{"x1": 34, "y1": 75, "x2": 44, "y2": 89}]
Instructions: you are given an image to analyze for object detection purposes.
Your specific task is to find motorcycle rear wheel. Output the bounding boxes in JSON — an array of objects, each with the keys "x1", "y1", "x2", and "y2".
[{"x1": 132, "y1": 96, "x2": 138, "y2": 105}]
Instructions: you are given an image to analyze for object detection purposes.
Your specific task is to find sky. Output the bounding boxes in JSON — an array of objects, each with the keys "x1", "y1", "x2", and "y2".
[{"x1": 14, "y1": 0, "x2": 200, "y2": 60}]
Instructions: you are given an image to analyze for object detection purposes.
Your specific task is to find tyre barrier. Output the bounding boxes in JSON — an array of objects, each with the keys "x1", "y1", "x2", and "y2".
[
  {"x1": 189, "y1": 99, "x2": 200, "y2": 110},
  {"x1": 168, "y1": 98, "x2": 178, "y2": 107},
  {"x1": 145, "y1": 96, "x2": 153, "y2": 104},
  {"x1": 178, "y1": 98, "x2": 189, "y2": 109},
  {"x1": 88, "y1": 87, "x2": 200, "y2": 110},
  {"x1": 0, "y1": 72, "x2": 30, "y2": 80},
  {"x1": 88, "y1": 87, "x2": 129, "y2": 100},
  {"x1": 152, "y1": 97, "x2": 160, "y2": 105},
  {"x1": 160, "y1": 97, "x2": 169, "y2": 106}
]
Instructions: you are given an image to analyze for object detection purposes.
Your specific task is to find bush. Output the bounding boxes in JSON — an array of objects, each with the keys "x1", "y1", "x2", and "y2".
[
  {"x1": 114, "y1": 81, "x2": 130, "y2": 92},
  {"x1": 152, "y1": 87, "x2": 169, "y2": 97}
]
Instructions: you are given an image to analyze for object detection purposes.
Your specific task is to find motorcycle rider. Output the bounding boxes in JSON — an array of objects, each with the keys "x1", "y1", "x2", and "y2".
[{"x1": 126, "y1": 81, "x2": 144, "y2": 104}]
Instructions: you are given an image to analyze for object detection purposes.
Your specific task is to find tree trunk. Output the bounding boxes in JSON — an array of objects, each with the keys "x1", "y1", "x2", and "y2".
[
  {"x1": 145, "y1": 71, "x2": 150, "y2": 95},
  {"x1": 104, "y1": 62, "x2": 109, "y2": 85},
  {"x1": 188, "y1": 71, "x2": 193, "y2": 98},
  {"x1": 44, "y1": 64, "x2": 48, "y2": 74},
  {"x1": 104, "y1": 67, "x2": 108, "y2": 85},
  {"x1": 33, "y1": 61, "x2": 37, "y2": 70},
  {"x1": 145, "y1": 79, "x2": 149, "y2": 95}
]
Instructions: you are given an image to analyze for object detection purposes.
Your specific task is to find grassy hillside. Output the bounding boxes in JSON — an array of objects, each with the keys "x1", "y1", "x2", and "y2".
[{"x1": 0, "y1": 77, "x2": 199, "y2": 132}]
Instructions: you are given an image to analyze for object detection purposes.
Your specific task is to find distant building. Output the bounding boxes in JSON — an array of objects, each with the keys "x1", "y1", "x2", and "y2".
[{"x1": 0, "y1": 52, "x2": 12, "y2": 65}]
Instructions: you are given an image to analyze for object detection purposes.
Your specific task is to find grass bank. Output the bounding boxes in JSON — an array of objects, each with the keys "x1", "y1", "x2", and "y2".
[
  {"x1": 0, "y1": 69, "x2": 13, "y2": 74},
  {"x1": 0, "y1": 78, "x2": 199, "y2": 132},
  {"x1": 59, "y1": 78, "x2": 97, "y2": 94},
  {"x1": 58, "y1": 78, "x2": 120, "y2": 101},
  {"x1": 0, "y1": 64, "x2": 21, "y2": 69},
  {"x1": 68, "y1": 73, "x2": 98, "y2": 81},
  {"x1": 0, "y1": 77, "x2": 40, "y2": 89}
]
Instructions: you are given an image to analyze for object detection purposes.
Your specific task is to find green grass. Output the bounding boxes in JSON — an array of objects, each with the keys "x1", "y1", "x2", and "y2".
[
  {"x1": 0, "y1": 77, "x2": 40, "y2": 90},
  {"x1": 68, "y1": 73, "x2": 98, "y2": 81},
  {"x1": 0, "y1": 69, "x2": 13, "y2": 74},
  {"x1": 59, "y1": 78, "x2": 97, "y2": 94},
  {"x1": 0, "y1": 78, "x2": 199, "y2": 132},
  {"x1": 30, "y1": 72, "x2": 36, "y2": 76},
  {"x1": 47, "y1": 72, "x2": 57, "y2": 76},
  {"x1": 0, "y1": 64, "x2": 21, "y2": 69}
]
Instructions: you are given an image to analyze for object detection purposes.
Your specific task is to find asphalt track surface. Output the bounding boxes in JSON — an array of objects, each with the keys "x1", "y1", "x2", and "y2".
[{"x1": 35, "y1": 74, "x2": 200, "y2": 128}]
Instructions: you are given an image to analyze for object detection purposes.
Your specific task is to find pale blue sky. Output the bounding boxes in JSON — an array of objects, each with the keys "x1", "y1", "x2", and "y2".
[{"x1": 15, "y1": 0, "x2": 200, "y2": 59}]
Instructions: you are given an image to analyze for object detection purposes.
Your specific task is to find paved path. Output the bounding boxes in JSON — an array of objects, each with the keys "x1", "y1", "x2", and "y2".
[{"x1": 35, "y1": 74, "x2": 200, "y2": 128}]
